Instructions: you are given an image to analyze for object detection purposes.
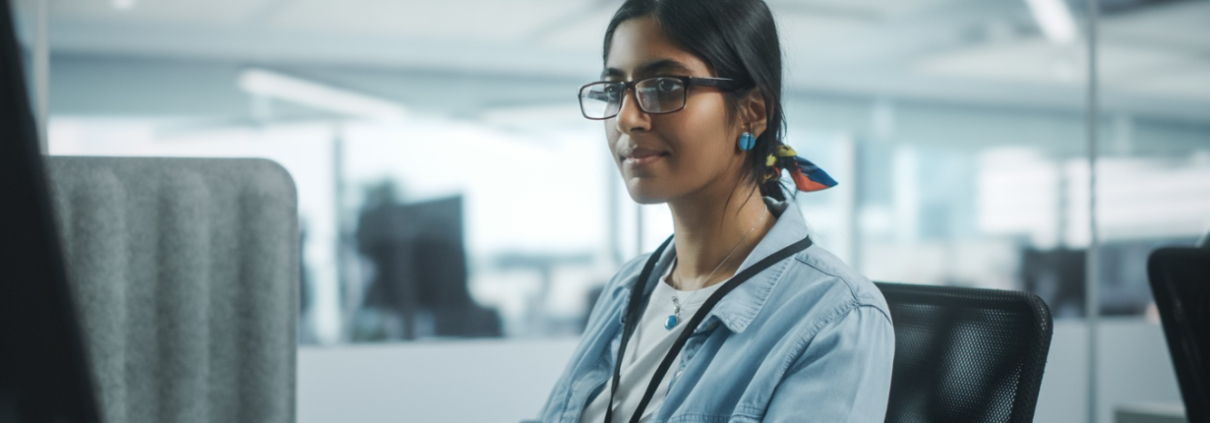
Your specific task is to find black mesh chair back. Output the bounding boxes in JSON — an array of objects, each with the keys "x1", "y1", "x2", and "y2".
[
  {"x1": 876, "y1": 282, "x2": 1053, "y2": 423},
  {"x1": 1147, "y1": 247, "x2": 1210, "y2": 423}
]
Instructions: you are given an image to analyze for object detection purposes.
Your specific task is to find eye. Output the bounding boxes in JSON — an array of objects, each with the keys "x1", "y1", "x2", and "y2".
[
  {"x1": 604, "y1": 84, "x2": 622, "y2": 98},
  {"x1": 657, "y1": 79, "x2": 677, "y2": 92}
]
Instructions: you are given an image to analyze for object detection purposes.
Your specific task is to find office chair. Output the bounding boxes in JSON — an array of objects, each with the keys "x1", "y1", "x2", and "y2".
[
  {"x1": 1147, "y1": 247, "x2": 1210, "y2": 423},
  {"x1": 46, "y1": 156, "x2": 299, "y2": 423},
  {"x1": 875, "y1": 282, "x2": 1053, "y2": 423}
]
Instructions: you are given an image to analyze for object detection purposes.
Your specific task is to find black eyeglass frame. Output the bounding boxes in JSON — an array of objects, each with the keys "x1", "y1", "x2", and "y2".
[{"x1": 578, "y1": 76, "x2": 744, "y2": 120}]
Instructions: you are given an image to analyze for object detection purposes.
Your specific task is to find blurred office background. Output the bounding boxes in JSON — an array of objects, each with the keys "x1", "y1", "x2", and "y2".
[{"x1": 9, "y1": 0, "x2": 1209, "y2": 421}]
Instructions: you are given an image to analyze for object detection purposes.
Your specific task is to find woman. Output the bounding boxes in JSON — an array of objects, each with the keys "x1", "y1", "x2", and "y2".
[{"x1": 539, "y1": 0, "x2": 894, "y2": 421}]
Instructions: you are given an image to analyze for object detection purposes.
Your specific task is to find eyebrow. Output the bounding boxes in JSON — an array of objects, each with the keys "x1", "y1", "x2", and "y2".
[{"x1": 601, "y1": 59, "x2": 694, "y2": 80}]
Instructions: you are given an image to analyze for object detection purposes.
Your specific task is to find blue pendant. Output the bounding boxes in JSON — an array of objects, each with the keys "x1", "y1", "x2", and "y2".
[{"x1": 664, "y1": 314, "x2": 679, "y2": 330}]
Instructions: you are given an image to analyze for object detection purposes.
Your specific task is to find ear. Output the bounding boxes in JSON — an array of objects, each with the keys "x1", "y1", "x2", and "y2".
[{"x1": 739, "y1": 89, "x2": 769, "y2": 138}]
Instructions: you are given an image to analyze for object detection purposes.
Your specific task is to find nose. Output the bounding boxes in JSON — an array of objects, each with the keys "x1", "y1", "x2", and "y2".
[{"x1": 613, "y1": 87, "x2": 650, "y2": 134}]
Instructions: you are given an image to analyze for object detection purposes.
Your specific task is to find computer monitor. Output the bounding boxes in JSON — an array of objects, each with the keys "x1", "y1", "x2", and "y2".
[
  {"x1": 355, "y1": 195, "x2": 501, "y2": 339},
  {"x1": 0, "y1": 0, "x2": 102, "y2": 421}
]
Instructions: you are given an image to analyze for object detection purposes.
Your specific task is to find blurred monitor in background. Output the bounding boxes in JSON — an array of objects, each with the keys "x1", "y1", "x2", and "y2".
[
  {"x1": 355, "y1": 194, "x2": 502, "y2": 341},
  {"x1": 1019, "y1": 237, "x2": 1200, "y2": 318}
]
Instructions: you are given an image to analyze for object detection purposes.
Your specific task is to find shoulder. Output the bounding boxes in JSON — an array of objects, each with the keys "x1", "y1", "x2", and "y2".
[
  {"x1": 577, "y1": 252, "x2": 656, "y2": 339},
  {"x1": 593, "y1": 252, "x2": 657, "y2": 309},
  {"x1": 778, "y1": 243, "x2": 891, "y2": 324},
  {"x1": 610, "y1": 253, "x2": 653, "y2": 290}
]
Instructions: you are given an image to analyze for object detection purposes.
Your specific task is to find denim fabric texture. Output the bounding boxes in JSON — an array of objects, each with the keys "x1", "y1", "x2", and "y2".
[{"x1": 538, "y1": 199, "x2": 895, "y2": 423}]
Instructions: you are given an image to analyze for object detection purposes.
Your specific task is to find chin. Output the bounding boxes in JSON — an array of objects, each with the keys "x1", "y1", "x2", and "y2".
[
  {"x1": 624, "y1": 178, "x2": 674, "y2": 205},
  {"x1": 628, "y1": 192, "x2": 667, "y2": 205}
]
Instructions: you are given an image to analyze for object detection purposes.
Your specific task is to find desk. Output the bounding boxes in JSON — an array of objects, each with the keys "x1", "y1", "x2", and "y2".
[{"x1": 1116, "y1": 401, "x2": 1187, "y2": 423}]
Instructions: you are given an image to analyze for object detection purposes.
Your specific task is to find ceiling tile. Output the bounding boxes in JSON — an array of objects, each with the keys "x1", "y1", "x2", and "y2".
[
  {"x1": 914, "y1": 38, "x2": 1080, "y2": 85},
  {"x1": 1101, "y1": 0, "x2": 1210, "y2": 51},
  {"x1": 773, "y1": 10, "x2": 873, "y2": 52},
  {"x1": 767, "y1": 0, "x2": 956, "y2": 18},
  {"x1": 268, "y1": 0, "x2": 587, "y2": 43},
  {"x1": 914, "y1": 38, "x2": 1195, "y2": 87},
  {"x1": 50, "y1": 0, "x2": 280, "y2": 25},
  {"x1": 536, "y1": 3, "x2": 615, "y2": 52}
]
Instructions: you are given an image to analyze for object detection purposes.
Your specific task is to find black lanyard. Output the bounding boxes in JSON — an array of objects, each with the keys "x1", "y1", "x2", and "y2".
[{"x1": 603, "y1": 234, "x2": 813, "y2": 423}]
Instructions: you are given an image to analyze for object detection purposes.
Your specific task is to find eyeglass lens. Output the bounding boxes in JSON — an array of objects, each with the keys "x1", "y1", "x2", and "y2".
[{"x1": 579, "y1": 77, "x2": 686, "y2": 119}]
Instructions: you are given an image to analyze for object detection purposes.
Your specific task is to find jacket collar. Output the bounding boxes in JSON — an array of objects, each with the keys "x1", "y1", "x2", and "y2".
[{"x1": 645, "y1": 197, "x2": 810, "y2": 334}]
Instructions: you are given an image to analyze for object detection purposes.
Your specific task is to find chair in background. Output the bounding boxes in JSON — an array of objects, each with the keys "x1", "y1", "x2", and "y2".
[
  {"x1": 1148, "y1": 247, "x2": 1210, "y2": 423},
  {"x1": 875, "y1": 282, "x2": 1054, "y2": 423},
  {"x1": 46, "y1": 156, "x2": 299, "y2": 423}
]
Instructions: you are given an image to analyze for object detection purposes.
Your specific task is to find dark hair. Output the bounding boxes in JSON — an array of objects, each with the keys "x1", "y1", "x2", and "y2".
[{"x1": 603, "y1": 0, "x2": 792, "y2": 201}]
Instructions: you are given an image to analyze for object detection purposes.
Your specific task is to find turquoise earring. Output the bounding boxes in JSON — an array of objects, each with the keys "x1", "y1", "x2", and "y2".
[{"x1": 738, "y1": 132, "x2": 755, "y2": 151}]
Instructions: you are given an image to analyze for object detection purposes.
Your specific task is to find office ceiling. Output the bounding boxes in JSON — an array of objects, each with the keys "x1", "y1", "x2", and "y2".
[{"x1": 16, "y1": 0, "x2": 1210, "y2": 121}]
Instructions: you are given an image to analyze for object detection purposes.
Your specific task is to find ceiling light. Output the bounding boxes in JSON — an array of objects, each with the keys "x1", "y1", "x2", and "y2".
[
  {"x1": 1024, "y1": 0, "x2": 1078, "y2": 45},
  {"x1": 237, "y1": 69, "x2": 408, "y2": 121},
  {"x1": 112, "y1": 0, "x2": 136, "y2": 10}
]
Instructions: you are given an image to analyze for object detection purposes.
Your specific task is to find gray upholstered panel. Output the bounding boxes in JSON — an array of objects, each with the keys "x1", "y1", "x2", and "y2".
[{"x1": 46, "y1": 157, "x2": 299, "y2": 423}]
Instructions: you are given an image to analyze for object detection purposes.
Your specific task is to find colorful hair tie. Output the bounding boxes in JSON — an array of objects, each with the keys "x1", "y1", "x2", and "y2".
[{"x1": 760, "y1": 145, "x2": 838, "y2": 192}]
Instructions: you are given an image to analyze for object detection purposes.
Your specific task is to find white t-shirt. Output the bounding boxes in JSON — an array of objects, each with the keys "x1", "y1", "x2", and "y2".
[{"x1": 578, "y1": 263, "x2": 727, "y2": 423}]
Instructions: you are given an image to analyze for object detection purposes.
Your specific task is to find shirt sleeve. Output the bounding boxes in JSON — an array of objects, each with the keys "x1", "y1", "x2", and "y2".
[{"x1": 762, "y1": 304, "x2": 896, "y2": 423}]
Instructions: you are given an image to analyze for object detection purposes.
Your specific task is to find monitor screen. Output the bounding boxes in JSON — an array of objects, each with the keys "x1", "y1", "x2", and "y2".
[{"x1": 356, "y1": 195, "x2": 502, "y2": 339}]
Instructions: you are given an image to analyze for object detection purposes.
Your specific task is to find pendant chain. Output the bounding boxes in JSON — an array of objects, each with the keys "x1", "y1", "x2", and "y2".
[{"x1": 666, "y1": 207, "x2": 768, "y2": 329}]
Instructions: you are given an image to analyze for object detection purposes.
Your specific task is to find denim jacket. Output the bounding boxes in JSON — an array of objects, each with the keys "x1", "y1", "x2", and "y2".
[{"x1": 537, "y1": 199, "x2": 894, "y2": 423}]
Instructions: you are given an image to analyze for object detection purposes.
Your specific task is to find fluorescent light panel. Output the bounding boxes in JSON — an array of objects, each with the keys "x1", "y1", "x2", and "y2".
[
  {"x1": 238, "y1": 69, "x2": 408, "y2": 121},
  {"x1": 1024, "y1": 0, "x2": 1078, "y2": 45}
]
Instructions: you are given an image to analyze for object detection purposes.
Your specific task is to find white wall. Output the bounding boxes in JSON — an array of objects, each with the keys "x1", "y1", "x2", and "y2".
[{"x1": 298, "y1": 319, "x2": 1182, "y2": 423}]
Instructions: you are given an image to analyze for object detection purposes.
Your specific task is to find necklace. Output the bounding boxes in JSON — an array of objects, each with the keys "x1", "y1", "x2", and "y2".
[{"x1": 665, "y1": 208, "x2": 768, "y2": 330}]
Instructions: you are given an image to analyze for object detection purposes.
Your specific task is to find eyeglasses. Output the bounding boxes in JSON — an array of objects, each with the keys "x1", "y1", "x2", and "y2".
[{"x1": 578, "y1": 76, "x2": 742, "y2": 120}]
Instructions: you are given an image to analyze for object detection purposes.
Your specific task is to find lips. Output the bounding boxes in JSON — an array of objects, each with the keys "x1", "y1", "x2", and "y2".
[{"x1": 621, "y1": 147, "x2": 668, "y2": 168}]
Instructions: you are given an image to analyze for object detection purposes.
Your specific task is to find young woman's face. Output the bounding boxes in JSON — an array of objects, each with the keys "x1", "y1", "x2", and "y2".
[{"x1": 604, "y1": 16, "x2": 747, "y2": 204}]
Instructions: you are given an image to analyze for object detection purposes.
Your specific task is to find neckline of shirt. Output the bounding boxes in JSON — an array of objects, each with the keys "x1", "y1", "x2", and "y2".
[{"x1": 656, "y1": 263, "x2": 728, "y2": 308}]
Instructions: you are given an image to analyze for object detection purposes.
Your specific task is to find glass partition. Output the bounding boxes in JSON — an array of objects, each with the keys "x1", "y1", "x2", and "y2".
[{"x1": 1093, "y1": 2, "x2": 1209, "y2": 422}]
